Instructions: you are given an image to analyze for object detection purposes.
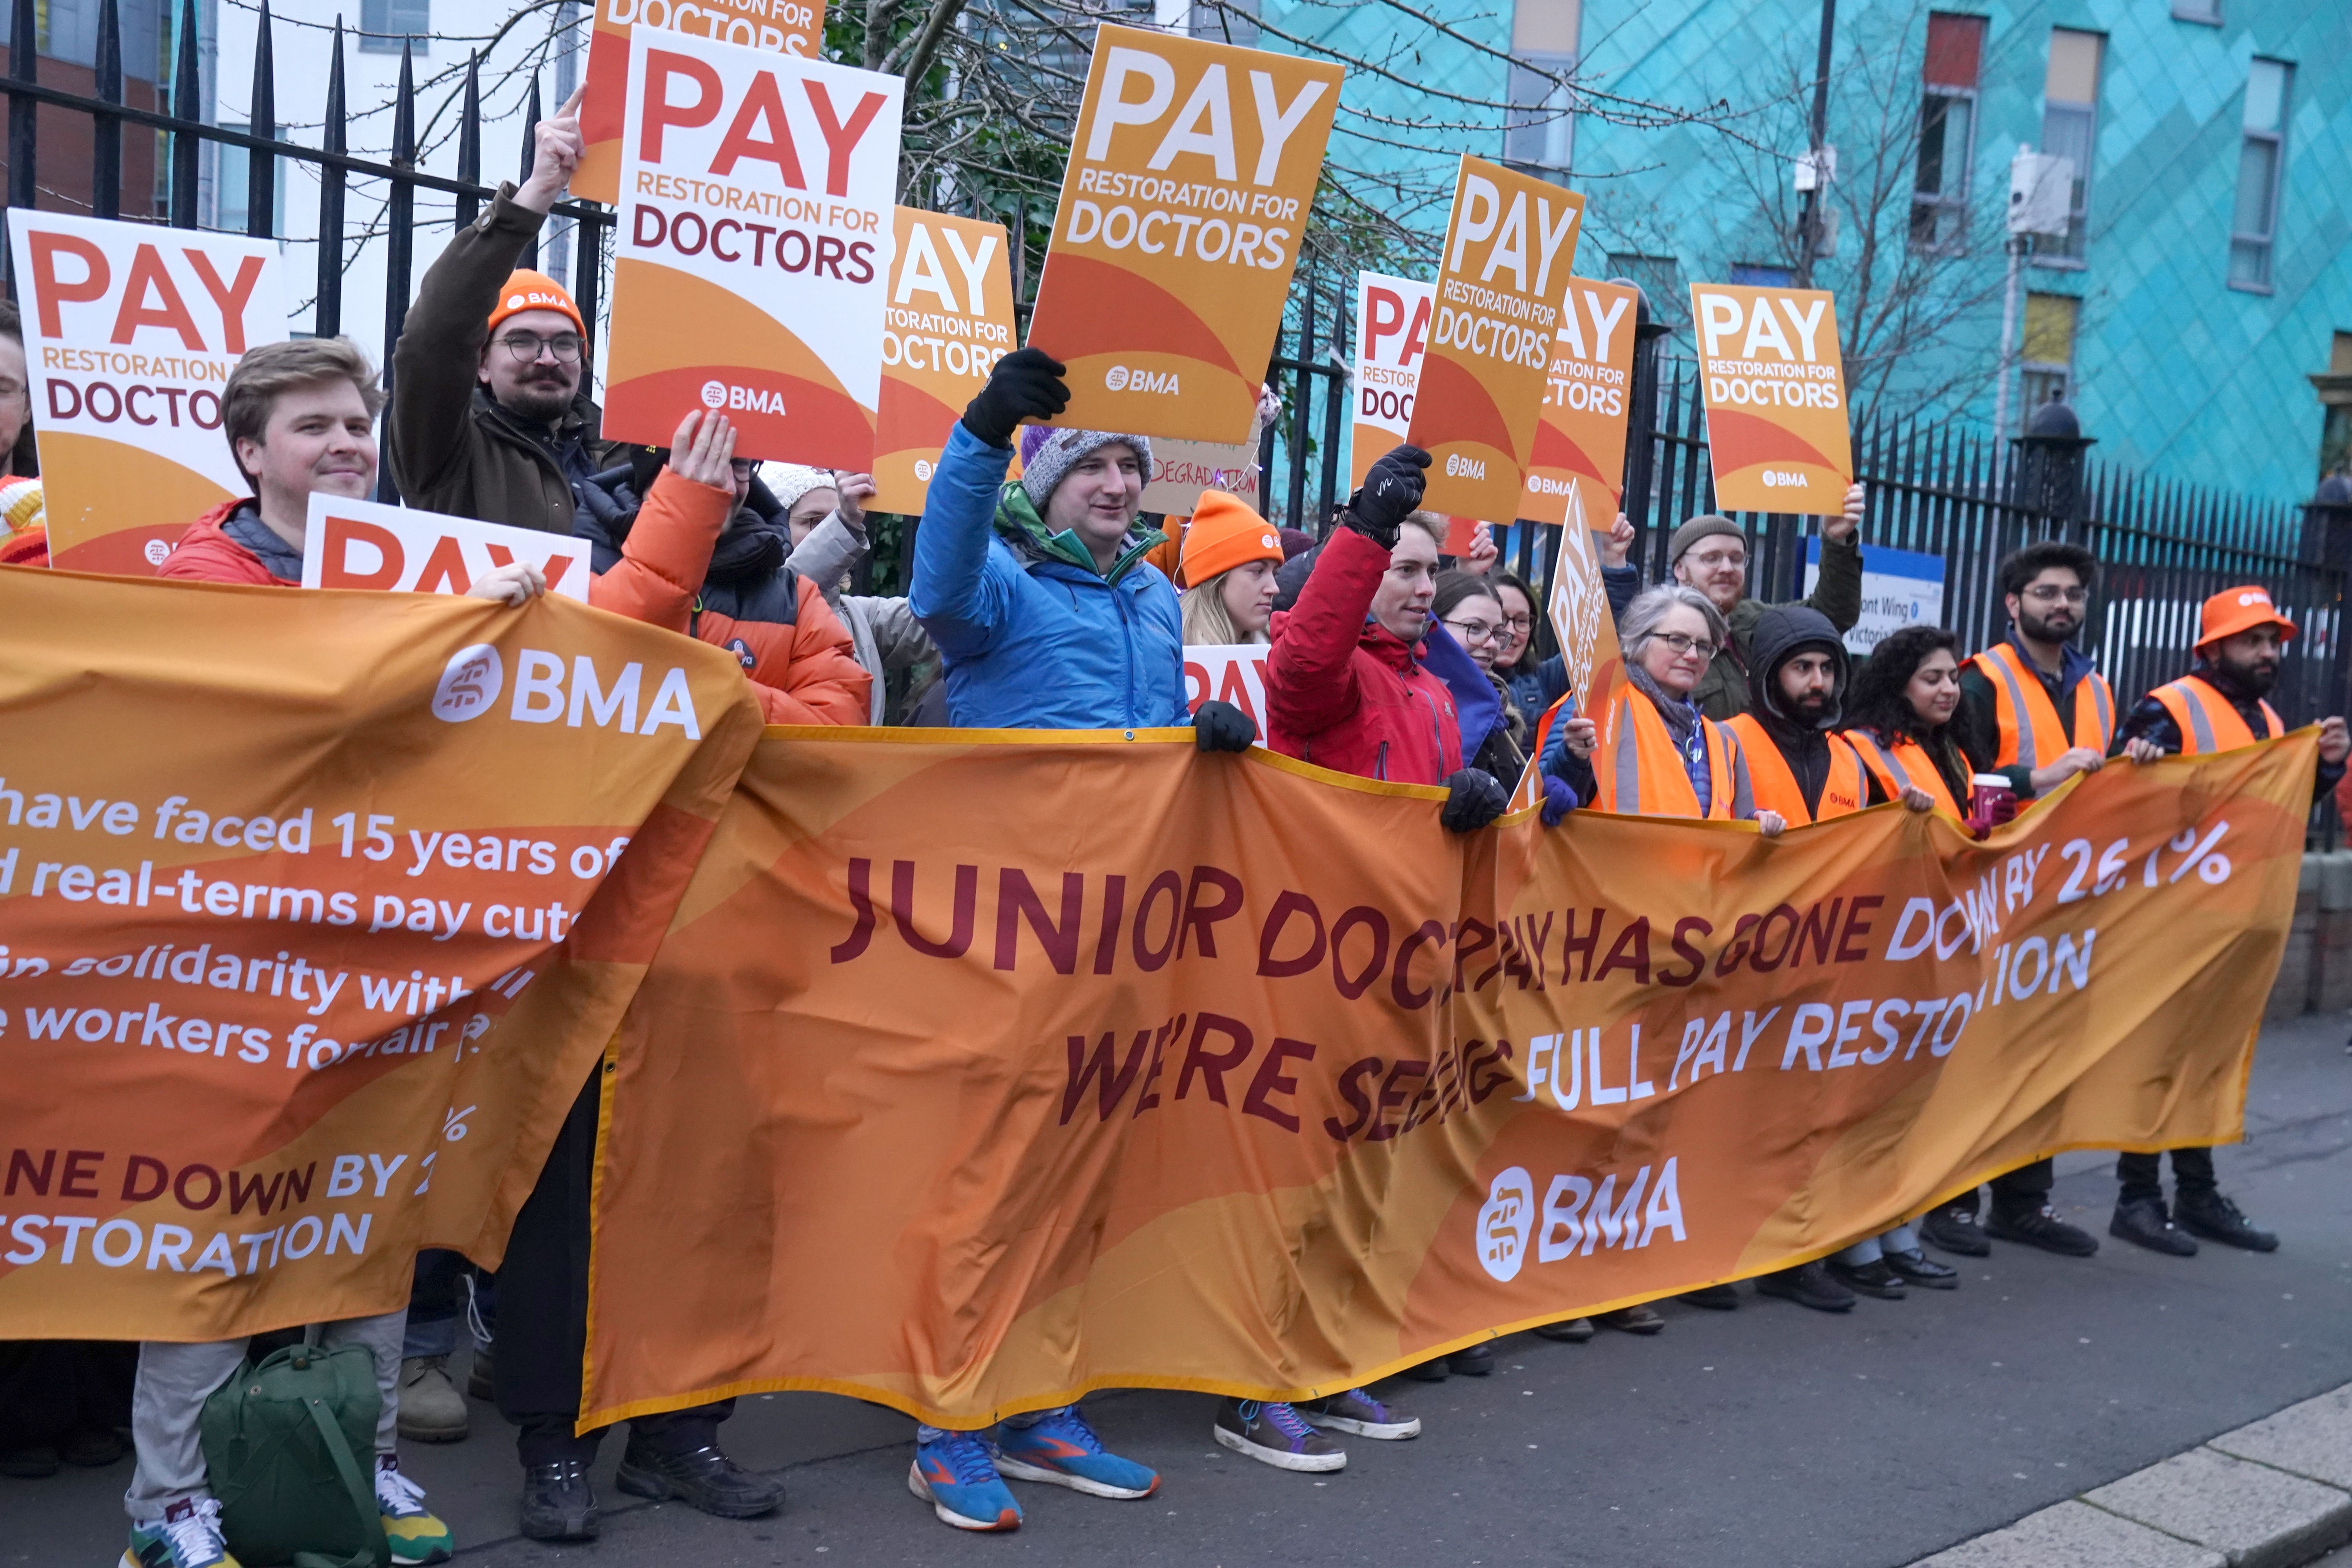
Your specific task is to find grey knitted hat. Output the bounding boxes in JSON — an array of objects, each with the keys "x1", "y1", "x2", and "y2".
[{"x1": 1018, "y1": 426, "x2": 1153, "y2": 511}]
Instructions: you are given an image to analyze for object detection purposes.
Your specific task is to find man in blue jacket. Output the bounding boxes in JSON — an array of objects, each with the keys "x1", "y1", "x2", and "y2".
[{"x1": 903, "y1": 347, "x2": 1250, "y2": 1533}]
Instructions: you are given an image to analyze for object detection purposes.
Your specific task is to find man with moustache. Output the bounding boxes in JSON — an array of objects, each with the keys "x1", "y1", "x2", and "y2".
[
  {"x1": 388, "y1": 85, "x2": 612, "y2": 533},
  {"x1": 2106, "y1": 586, "x2": 2349, "y2": 1256},
  {"x1": 1920, "y1": 541, "x2": 2114, "y2": 1263}
]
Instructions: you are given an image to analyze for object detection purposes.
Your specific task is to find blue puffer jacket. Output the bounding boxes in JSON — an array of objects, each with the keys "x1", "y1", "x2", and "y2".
[{"x1": 910, "y1": 421, "x2": 1187, "y2": 730}]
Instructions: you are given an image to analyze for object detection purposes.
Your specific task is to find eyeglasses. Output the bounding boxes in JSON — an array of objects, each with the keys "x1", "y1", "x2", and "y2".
[
  {"x1": 494, "y1": 331, "x2": 584, "y2": 365},
  {"x1": 2021, "y1": 585, "x2": 2088, "y2": 604},
  {"x1": 1443, "y1": 618, "x2": 1502, "y2": 646},
  {"x1": 1685, "y1": 548, "x2": 1748, "y2": 570},
  {"x1": 1653, "y1": 631, "x2": 1720, "y2": 660},
  {"x1": 1500, "y1": 614, "x2": 1533, "y2": 633}
]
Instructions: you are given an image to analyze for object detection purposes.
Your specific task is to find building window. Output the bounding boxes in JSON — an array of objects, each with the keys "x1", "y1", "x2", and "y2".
[
  {"x1": 2228, "y1": 58, "x2": 2289, "y2": 293},
  {"x1": 216, "y1": 124, "x2": 285, "y2": 237},
  {"x1": 2019, "y1": 291, "x2": 2078, "y2": 428},
  {"x1": 359, "y1": 0, "x2": 430, "y2": 54},
  {"x1": 2171, "y1": 0, "x2": 2219, "y2": 23},
  {"x1": 1730, "y1": 262, "x2": 1795, "y2": 286},
  {"x1": 1607, "y1": 251, "x2": 1683, "y2": 332},
  {"x1": 1911, "y1": 12, "x2": 1983, "y2": 253},
  {"x1": 2035, "y1": 28, "x2": 2103, "y2": 265},
  {"x1": 1504, "y1": 0, "x2": 1579, "y2": 180}
]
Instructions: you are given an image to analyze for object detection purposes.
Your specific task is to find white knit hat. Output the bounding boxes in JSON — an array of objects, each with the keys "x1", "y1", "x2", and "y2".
[{"x1": 766, "y1": 464, "x2": 836, "y2": 512}]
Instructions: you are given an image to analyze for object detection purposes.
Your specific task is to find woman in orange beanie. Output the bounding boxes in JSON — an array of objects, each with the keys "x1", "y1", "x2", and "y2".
[{"x1": 1177, "y1": 489, "x2": 1284, "y2": 644}]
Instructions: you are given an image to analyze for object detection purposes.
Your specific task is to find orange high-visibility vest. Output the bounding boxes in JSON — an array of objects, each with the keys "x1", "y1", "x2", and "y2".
[
  {"x1": 2149, "y1": 673, "x2": 2282, "y2": 755},
  {"x1": 1967, "y1": 641, "x2": 2114, "y2": 770},
  {"x1": 1593, "y1": 687, "x2": 1752, "y2": 819},
  {"x1": 1843, "y1": 728, "x2": 1963, "y2": 817},
  {"x1": 1724, "y1": 714, "x2": 1865, "y2": 825}
]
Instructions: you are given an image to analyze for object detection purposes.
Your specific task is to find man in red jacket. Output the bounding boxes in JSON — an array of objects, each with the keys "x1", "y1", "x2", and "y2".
[{"x1": 1265, "y1": 443, "x2": 1510, "y2": 830}]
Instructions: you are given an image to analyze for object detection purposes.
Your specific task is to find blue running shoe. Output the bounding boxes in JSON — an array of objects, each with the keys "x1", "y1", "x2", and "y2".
[
  {"x1": 909, "y1": 1430, "x2": 1021, "y2": 1532},
  {"x1": 993, "y1": 1406, "x2": 1160, "y2": 1499}
]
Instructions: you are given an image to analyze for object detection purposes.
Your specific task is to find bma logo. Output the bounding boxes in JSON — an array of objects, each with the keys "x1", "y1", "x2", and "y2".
[
  {"x1": 1476, "y1": 1165, "x2": 1535, "y2": 1282},
  {"x1": 432, "y1": 644, "x2": 503, "y2": 722},
  {"x1": 1104, "y1": 365, "x2": 1180, "y2": 395},
  {"x1": 914, "y1": 458, "x2": 935, "y2": 481},
  {"x1": 700, "y1": 380, "x2": 788, "y2": 416},
  {"x1": 142, "y1": 537, "x2": 171, "y2": 565}
]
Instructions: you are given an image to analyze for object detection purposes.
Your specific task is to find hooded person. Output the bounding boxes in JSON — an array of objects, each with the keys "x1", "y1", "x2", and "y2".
[
  {"x1": 769, "y1": 464, "x2": 940, "y2": 725},
  {"x1": 1722, "y1": 606, "x2": 1866, "y2": 828}
]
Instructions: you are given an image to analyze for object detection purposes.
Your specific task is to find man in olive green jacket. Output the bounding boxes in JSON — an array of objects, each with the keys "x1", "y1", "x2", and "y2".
[
  {"x1": 1666, "y1": 483, "x2": 1866, "y2": 720},
  {"x1": 388, "y1": 86, "x2": 618, "y2": 533}
]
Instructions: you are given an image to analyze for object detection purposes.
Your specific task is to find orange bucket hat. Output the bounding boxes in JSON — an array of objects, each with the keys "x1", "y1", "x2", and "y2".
[
  {"x1": 486, "y1": 269, "x2": 584, "y2": 338},
  {"x1": 2195, "y1": 585, "x2": 2296, "y2": 650},
  {"x1": 1177, "y1": 490, "x2": 1282, "y2": 588}
]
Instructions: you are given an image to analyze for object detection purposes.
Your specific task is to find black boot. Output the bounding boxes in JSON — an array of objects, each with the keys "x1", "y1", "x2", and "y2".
[
  {"x1": 1985, "y1": 1204, "x2": 2099, "y2": 1257},
  {"x1": 1825, "y1": 1256, "x2": 1907, "y2": 1299},
  {"x1": 1755, "y1": 1261, "x2": 1854, "y2": 1312},
  {"x1": 2109, "y1": 1194, "x2": 2197, "y2": 1256},
  {"x1": 617, "y1": 1439, "x2": 784, "y2": 1519},
  {"x1": 2174, "y1": 1188, "x2": 2278, "y2": 1252},
  {"x1": 1918, "y1": 1205, "x2": 1991, "y2": 1258},
  {"x1": 1447, "y1": 1343, "x2": 1496, "y2": 1376},
  {"x1": 520, "y1": 1457, "x2": 598, "y2": 1541},
  {"x1": 1884, "y1": 1249, "x2": 1960, "y2": 1289},
  {"x1": 1678, "y1": 1285, "x2": 1740, "y2": 1310}
]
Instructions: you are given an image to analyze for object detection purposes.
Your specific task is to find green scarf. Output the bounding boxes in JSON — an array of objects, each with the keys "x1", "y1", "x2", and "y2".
[{"x1": 992, "y1": 482, "x2": 1167, "y2": 585}]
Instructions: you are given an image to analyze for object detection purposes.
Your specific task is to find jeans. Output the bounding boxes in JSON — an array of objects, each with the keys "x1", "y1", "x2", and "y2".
[
  {"x1": 918, "y1": 1408, "x2": 1061, "y2": 1444},
  {"x1": 1834, "y1": 1221, "x2": 1920, "y2": 1267},
  {"x1": 124, "y1": 1309, "x2": 403, "y2": 1521},
  {"x1": 403, "y1": 1249, "x2": 494, "y2": 1361}
]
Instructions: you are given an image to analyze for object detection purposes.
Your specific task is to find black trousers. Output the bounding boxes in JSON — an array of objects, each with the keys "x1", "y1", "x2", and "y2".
[
  {"x1": 494, "y1": 1067, "x2": 732, "y2": 1466},
  {"x1": 1947, "y1": 1157, "x2": 2053, "y2": 1220},
  {"x1": 2116, "y1": 1146, "x2": 2216, "y2": 1203},
  {"x1": 0, "y1": 1339, "x2": 134, "y2": 1448}
]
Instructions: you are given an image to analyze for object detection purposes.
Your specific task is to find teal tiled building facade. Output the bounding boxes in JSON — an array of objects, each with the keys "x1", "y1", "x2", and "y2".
[{"x1": 1253, "y1": 0, "x2": 2352, "y2": 504}]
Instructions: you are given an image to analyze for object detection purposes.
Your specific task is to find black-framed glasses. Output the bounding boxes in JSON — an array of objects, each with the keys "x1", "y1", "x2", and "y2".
[
  {"x1": 1499, "y1": 614, "x2": 1533, "y2": 633},
  {"x1": 495, "y1": 331, "x2": 584, "y2": 365},
  {"x1": 1653, "y1": 631, "x2": 1720, "y2": 659},
  {"x1": 2021, "y1": 585, "x2": 2088, "y2": 604},
  {"x1": 1443, "y1": 617, "x2": 1502, "y2": 646}
]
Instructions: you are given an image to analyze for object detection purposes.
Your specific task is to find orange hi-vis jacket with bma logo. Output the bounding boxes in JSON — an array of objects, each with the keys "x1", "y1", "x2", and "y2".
[
  {"x1": 1842, "y1": 727, "x2": 1963, "y2": 816},
  {"x1": 1724, "y1": 713, "x2": 1865, "y2": 826},
  {"x1": 1592, "y1": 686, "x2": 1754, "y2": 819},
  {"x1": 1967, "y1": 640, "x2": 2114, "y2": 770},
  {"x1": 2149, "y1": 672, "x2": 2283, "y2": 755}
]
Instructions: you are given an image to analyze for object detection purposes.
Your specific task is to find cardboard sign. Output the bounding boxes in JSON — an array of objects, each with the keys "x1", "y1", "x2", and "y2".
[
  {"x1": 1805, "y1": 537, "x2": 1947, "y2": 656},
  {"x1": 1349, "y1": 270, "x2": 1434, "y2": 488},
  {"x1": 1183, "y1": 642, "x2": 1269, "y2": 731},
  {"x1": 1689, "y1": 283, "x2": 1852, "y2": 514},
  {"x1": 1405, "y1": 156, "x2": 1583, "y2": 522},
  {"x1": 574, "y1": 0, "x2": 828, "y2": 205},
  {"x1": 601, "y1": 29, "x2": 903, "y2": 467},
  {"x1": 301, "y1": 494, "x2": 593, "y2": 601},
  {"x1": 1144, "y1": 437, "x2": 1262, "y2": 515},
  {"x1": 1523, "y1": 276, "x2": 1638, "y2": 527},
  {"x1": 873, "y1": 207, "x2": 1016, "y2": 515},
  {"x1": 1025, "y1": 23, "x2": 1343, "y2": 443},
  {"x1": 10, "y1": 211, "x2": 288, "y2": 574},
  {"x1": 1509, "y1": 484, "x2": 1623, "y2": 810}
]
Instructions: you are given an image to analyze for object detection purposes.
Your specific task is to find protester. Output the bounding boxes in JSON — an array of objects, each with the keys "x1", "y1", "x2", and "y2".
[
  {"x1": 387, "y1": 85, "x2": 614, "y2": 532},
  {"x1": 1177, "y1": 489, "x2": 1285, "y2": 645},
  {"x1": 1666, "y1": 485, "x2": 1865, "y2": 719},
  {"x1": 1842, "y1": 625, "x2": 1973, "y2": 815},
  {"x1": 900, "y1": 345, "x2": 1259, "y2": 1526},
  {"x1": 1505, "y1": 514, "x2": 1645, "y2": 718},
  {"x1": 1432, "y1": 571, "x2": 1528, "y2": 782},
  {"x1": 1489, "y1": 570, "x2": 1546, "y2": 714},
  {"x1": 144, "y1": 335, "x2": 469, "y2": 1568},
  {"x1": 2108, "y1": 586, "x2": 2349, "y2": 1255},
  {"x1": 0, "y1": 301, "x2": 44, "y2": 567},
  {"x1": 1923, "y1": 543, "x2": 2113, "y2": 1262},
  {"x1": 757, "y1": 465, "x2": 940, "y2": 724}
]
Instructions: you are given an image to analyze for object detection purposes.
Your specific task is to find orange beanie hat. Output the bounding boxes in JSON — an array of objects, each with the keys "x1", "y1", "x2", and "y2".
[
  {"x1": 1178, "y1": 490, "x2": 1282, "y2": 588},
  {"x1": 486, "y1": 270, "x2": 584, "y2": 338}
]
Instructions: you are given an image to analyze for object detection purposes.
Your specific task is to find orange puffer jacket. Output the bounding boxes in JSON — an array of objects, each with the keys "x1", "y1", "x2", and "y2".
[{"x1": 585, "y1": 468, "x2": 871, "y2": 726}]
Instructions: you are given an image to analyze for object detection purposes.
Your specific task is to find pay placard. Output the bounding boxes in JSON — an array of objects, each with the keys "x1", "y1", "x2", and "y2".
[
  {"x1": 601, "y1": 28, "x2": 902, "y2": 466},
  {"x1": 1689, "y1": 283, "x2": 1851, "y2": 513},
  {"x1": 10, "y1": 211, "x2": 288, "y2": 574},
  {"x1": 1350, "y1": 271, "x2": 1433, "y2": 489},
  {"x1": 574, "y1": 0, "x2": 828, "y2": 205},
  {"x1": 301, "y1": 494, "x2": 592, "y2": 601},
  {"x1": 1523, "y1": 276, "x2": 1637, "y2": 527},
  {"x1": 1405, "y1": 156, "x2": 1583, "y2": 522},
  {"x1": 1025, "y1": 23, "x2": 1342, "y2": 443},
  {"x1": 1182, "y1": 643, "x2": 1269, "y2": 733},
  {"x1": 873, "y1": 208, "x2": 1016, "y2": 515}
]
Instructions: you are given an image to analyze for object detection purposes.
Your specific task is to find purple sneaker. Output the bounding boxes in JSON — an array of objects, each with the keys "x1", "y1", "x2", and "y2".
[{"x1": 1214, "y1": 1398, "x2": 1345, "y2": 1472}]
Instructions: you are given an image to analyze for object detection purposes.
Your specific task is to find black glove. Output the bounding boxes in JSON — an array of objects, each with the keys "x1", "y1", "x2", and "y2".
[
  {"x1": 1440, "y1": 768, "x2": 1509, "y2": 833},
  {"x1": 1340, "y1": 444, "x2": 1431, "y2": 549},
  {"x1": 962, "y1": 347, "x2": 1069, "y2": 448},
  {"x1": 1192, "y1": 699, "x2": 1256, "y2": 753}
]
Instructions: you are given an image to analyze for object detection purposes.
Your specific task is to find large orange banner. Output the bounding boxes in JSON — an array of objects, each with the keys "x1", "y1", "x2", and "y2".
[
  {"x1": 580, "y1": 728, "x2": 2308, "y2": 1428},
  {"x1": 1024, "y1": 24, "x2": 1342, "y2": 443},
  {"x1": 1406, "y1": 156, "x2": 1584, "y2": 521},
  {"x1": 1691, "y1": 281, "x2": 1853, "y2": 514},
  {"x1": 0, "y1": 568, "x2": 761, "y2": 1339}
]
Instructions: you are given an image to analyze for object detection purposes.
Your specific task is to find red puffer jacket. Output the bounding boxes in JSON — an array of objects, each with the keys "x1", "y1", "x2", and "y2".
[
  {"x1": 1264, "y1": 524, "x2": 1462, "y2": 783},
  {"x1": 158, "y1": 500, "x2": 294, "y2": 584}
]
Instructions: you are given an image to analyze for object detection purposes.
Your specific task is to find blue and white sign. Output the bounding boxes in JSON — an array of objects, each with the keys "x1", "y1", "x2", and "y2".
[{"x1": 1804, "y1": 539, "x2": 1947, "y2": 655}]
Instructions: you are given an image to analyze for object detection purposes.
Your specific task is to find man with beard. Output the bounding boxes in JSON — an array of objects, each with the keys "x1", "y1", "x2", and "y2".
[
  {"x1": 388, "y1": 85, "x2": 612, "y2": 532},
  {"x1": 1919, "y1": 543, "x2": 2116, "y2": 1262},
  {"x1": 1666, "y1": 483, "x2": 1866, "y2": 720},
  {"x1": 2105, "y1": 586, "x2": 2348, "y2": 1256}
]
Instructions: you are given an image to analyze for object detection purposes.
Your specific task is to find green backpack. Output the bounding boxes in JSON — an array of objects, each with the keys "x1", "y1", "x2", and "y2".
[{"x1": 199, "y1": 1340, "x2": 391, "y2": 1568}]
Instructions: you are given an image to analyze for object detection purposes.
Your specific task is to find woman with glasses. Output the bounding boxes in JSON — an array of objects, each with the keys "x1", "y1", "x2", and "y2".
[
  {"x1": 1433, "y1": 572, "x2": 1528, "y2": 782},
  {"x1": 1839, "y1": 624, "x2": 1970, "y2": 817}
]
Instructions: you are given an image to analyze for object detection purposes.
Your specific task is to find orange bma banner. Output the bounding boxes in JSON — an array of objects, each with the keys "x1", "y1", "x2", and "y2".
[
  {"x1": 1690, "y1": 282, "x2": 1853, "y2": 514},
  {"x1": 580, "y1": 728, "x2": 2307, "y2": 1429},
  {"x1": 1522, "y1": 276, "x2": 1638, "y2": 527},
  {"x1": 1406, "y1": 156, "x2": 1584, "y2": 522},
  {"x1": 574, "y1": 0, "x2": 828, "y2": 206},
  {"x1": 0, "y1": 568, "x2": 761, "y2": 1339},
  {"x1": 873, "y1": 208, "x2": 1018, "y2": 515},
  {"x1": 1024, "y1": 24, "x2": 1342, "y2": 444}
]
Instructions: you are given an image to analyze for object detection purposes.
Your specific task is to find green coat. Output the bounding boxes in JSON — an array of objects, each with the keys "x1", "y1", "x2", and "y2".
[{"x1": 1691, "y1": 533, "x2": 1864, "y2": 720}]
